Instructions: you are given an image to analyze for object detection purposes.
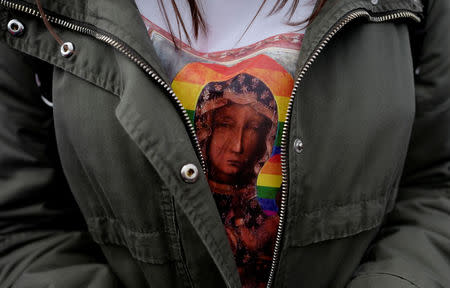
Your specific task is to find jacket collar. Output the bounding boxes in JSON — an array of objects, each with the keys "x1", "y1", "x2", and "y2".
[
  {"x1": 297, "y1": 0, "x2": 422, "y2": 77},
  {"x1": 22, "y1": 0, "x2": 170, "y2": 83},
  {"x1": 20, "y1": 0, "x2": 422, "y2": 82}
]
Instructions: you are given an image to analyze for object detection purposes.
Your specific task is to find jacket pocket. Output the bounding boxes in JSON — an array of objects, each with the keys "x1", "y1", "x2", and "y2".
[
  {"x1": 87, "y1": 217, "x2": 172, "y2": 264},
  {"x1": 286, "y1": 17, "x2": 416, "y2": 247}
]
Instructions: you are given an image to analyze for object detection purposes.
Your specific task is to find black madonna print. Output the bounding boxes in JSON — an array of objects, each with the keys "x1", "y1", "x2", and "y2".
[{"x1": 194, "y1": 73, "x2": 280, "y2": 287}]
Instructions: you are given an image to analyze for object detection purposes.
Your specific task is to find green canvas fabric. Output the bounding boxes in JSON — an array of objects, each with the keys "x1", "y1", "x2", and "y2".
[{"x1": 0, "y1": 0, "x2": 448, "y2": 287}]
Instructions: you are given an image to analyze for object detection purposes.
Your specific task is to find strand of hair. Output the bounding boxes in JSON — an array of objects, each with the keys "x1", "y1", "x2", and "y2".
[{"x1": 35, "y1": 0, "x2": 64, "y2": 46}]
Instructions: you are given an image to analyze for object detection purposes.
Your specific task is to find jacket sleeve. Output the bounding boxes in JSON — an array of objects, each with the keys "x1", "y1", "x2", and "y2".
[
  {"x1": 346, "y1": 0, "x2": 450, "y2": 287},
  {"x1": 0, "y1": 42, "x2": 122, "y2": 287}
]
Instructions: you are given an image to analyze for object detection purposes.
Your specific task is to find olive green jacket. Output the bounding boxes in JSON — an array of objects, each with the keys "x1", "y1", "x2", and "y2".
[{"x1": 0, "y1": 0, "x2": 449, "y2": 287}]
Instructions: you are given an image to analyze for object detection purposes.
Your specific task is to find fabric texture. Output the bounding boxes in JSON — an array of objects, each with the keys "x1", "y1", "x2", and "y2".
[{"x1": 0, "y1": 0, "x2": 448, "y2": 287}]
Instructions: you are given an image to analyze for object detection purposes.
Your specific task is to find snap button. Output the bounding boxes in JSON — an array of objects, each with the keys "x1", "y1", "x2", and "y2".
[
  {"x1": 7, "y1": 19, "x2": 25, "y2": 36},
  {"x1": 371, "y1": 0, "x2": 378, "y2": 4},
  {"x1": 60, "y1": 42, "x2": 75, "y2": 57},
  {"x1": 414, "y1": 67, "x2": 420, "y2": 75},
  {"x1": 293, "y1": 138, "x2": 304, "y2": 154},
  {"x1": 180, "y1": 163, "x2": 199, "y2": 183}
]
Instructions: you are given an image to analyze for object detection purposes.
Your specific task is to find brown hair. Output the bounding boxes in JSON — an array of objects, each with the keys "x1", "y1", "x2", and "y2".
[
  {"x1": 36, "y1": 0, "x2": 327, "y2": 47},
  {"x1": 35, "y1": 0, "x2": 63, "y2": 45},
  {"x1": 157, "y1": 0, "x2": 327, "y2": 46}
]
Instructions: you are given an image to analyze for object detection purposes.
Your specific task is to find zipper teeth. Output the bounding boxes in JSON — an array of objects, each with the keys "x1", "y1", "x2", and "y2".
[
  {"x1": 266, "y1": 9, "x2": 420, "y2": 288},
  {"x1": 0, "y1": 0, "x2": 207, "y2": 173}
]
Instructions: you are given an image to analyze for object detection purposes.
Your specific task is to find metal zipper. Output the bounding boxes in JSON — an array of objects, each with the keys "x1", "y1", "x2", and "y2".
[
  {"x1": 266, "y1": 9, "x2": 421, "y2": 288},
  {"x1": 0, "y1": 0, "x2": 207, "y2": 173},
  {"x1": 1, "y1": 1, "x2": 421, "y2": 287}
]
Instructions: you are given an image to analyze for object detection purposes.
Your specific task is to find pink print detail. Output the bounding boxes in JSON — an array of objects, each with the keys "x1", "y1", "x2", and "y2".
[{"x1": 141, "y1": 15, "x2": 304, "y2": 62}]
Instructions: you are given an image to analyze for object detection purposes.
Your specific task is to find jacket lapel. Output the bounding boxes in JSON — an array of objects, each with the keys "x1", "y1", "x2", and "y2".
[
  {"x1": 114, "y1": 66, "x2": 241, "y2": 287},
  {"x1": 21, "y1": 0, "x2": 241, "y2": 286},
  {"x1": 86, "y1": 0, "x2": 242, "y2": 286}
]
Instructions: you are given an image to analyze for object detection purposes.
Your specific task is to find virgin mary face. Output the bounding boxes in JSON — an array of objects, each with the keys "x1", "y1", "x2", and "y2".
[{"x1": 207, "y1": 100, "x2": 272, "y2": 184}]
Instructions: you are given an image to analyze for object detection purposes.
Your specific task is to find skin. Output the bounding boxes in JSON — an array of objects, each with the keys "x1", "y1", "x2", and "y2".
[{"x1": 207, "y1": 102, "x2": 271, "y2": 184}]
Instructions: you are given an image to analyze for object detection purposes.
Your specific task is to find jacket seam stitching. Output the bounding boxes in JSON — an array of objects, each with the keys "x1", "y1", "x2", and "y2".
[
  {"x1": 298, "y1": 192, "x2": 391, "y2": 216},
  {"x1": 86, "y1": 216, "x2": 163, "y2": 237},
  {"x1": 352, "y1": 272, "x2": 422, "y2": 288},
  {"x1": 92, "y1": 239, "x2": 171, "y2": 264}
]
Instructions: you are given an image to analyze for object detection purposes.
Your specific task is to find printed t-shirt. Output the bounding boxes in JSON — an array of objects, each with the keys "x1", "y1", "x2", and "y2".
[{"x1": 135, "y1": 1, "x2": 315, "y2": 287}]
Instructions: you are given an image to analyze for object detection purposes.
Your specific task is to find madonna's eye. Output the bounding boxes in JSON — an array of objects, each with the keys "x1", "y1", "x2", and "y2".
[
  {"x1": 246, "y1": 121, "x2": 261, "y2": 131},
  {"x1": 214, "y1": 115, "x2": 235, "y2": 129},
  {"x1": 217, "y1": 121, "x2": 233, "y2": 128}
]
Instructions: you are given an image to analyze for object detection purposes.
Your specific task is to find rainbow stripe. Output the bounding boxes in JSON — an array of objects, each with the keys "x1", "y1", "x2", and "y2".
[{"x1": 172, "y1": 54, "x2": 293, "y2": 216}]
